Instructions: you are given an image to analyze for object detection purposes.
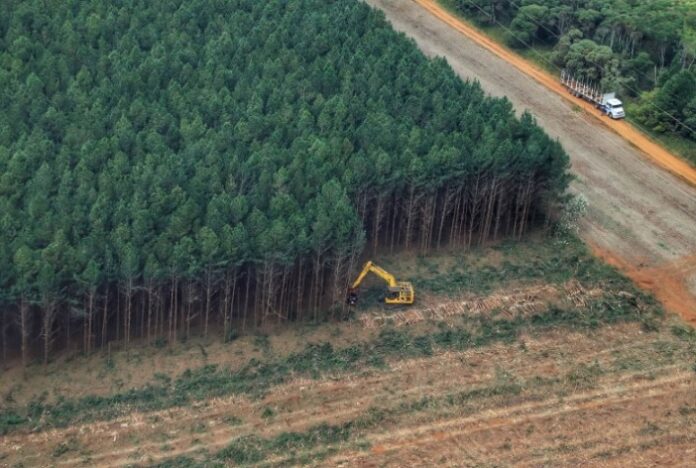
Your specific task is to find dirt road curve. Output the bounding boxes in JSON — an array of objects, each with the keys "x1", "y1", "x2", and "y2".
[{"x1": 365, "y1": 0, "x2": 696, "y2": 322}]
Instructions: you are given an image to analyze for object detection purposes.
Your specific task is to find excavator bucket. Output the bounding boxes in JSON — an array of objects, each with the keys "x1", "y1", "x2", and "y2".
[{"x1": 346, "y1": 289, "x2": 358, "y2": 306}]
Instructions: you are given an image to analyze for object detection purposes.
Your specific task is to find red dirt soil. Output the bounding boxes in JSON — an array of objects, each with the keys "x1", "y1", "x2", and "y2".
[
  {"x1": 591, "y1": 243, "x2": 696, "y2": 325},
  {"x1": 3, "y1": 323, "x2": 694, "y2": 467}
]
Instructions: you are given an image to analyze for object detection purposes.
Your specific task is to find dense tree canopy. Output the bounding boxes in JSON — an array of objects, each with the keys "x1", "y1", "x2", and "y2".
[
  {"x1": 454, "y1": 0, "x2": 696, "y2": 141},
  {"x1": 0, "y1": 0, "x2": 569, "y2": 363}
]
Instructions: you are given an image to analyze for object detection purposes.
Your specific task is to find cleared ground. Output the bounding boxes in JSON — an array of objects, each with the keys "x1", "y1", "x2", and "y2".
[
  {"x1": 3, "y1": 323, "x2": 695, "y2": 467},
  {"x1": 364, "y1": 0, "x2": 696, "y2": 322},
  {"x1": 1, "y1": 238, "x2": 694, "y2": 467},
  {"x1": 2, "y1": 312, "x2": 694, "y2": 466}
]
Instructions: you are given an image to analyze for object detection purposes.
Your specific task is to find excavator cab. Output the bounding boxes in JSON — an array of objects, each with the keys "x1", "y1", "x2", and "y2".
[
  {"x1": 385, "y1": 282, "x2": 415, "y2": 304},
  {"x1": 346, "y1": 261, "x2": 415, "y2": 306}
]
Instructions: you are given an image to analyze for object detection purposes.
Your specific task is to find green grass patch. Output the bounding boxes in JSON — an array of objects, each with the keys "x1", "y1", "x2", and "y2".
[
  {"x1": 158, "y1": 378, "x2": 524, "y2": 467},
  {"x1": 415, "y1": 236, "x2": 636, "y2": 296},
  {"x1": 260, "y1": 407, "x2": 275, "y2": 419},
  {"x1": 215, "y1": 435, "x2": 264, "y2": 465},
  {"x1": 223, "y1": 415, "x2": 243, "y2": 426},
  {"x1": 155, "y1": 422, "x2": 353, "y2": 467},
  {"x1": 566, "y1": 361, "x2": 603, "y2": 389},
  {"x1": 52, "y1": 436, "x2": 80, "y2": 458},
  {"x1": 671, "y1": 324, "x2": 696, "y2": 342}
]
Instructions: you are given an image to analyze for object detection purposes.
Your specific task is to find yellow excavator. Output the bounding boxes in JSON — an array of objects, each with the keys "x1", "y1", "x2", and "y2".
[{"x1": 346, "y1": 261, "x2": 415, "y2": 306}]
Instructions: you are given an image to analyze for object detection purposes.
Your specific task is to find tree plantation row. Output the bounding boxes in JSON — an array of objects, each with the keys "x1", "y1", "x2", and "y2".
[{"x1": 0, "y1": 0, "x2": 570, "y2": 367}]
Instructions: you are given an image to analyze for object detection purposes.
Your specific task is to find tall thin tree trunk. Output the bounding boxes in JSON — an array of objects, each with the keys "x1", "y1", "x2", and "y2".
[
  {"x1": 253, "y1": 269, "x2": 262, "y2": 327},
  {"x1": 313, "y1": 254, "x2": 322, "y2": 321},
  {"x1": 264, "y1": 261, "x2": 275, "y2": 326},
  {"x1": 372, "y1": 194, "x2": 385, "y2": 255},
  {"x1": 223, "y1": 270, "x2": 231, "y2": 341},
  {"x1": 42, "y1": 298, "x2": 54, "y2": 367},
  {"x1": 116, "y1": 289, "x2": 120, "y2": 344},
  {"x1": 243, "y1": 269, "x2": 251, "y2": 332},
  {"x1": 146, "y1": 284, "x2": 153, "y2": 345},
  {"x1": 20, "y1": 297, "x2": 29, "y2": 372},
  {"x1": 204, "y1": 268, "x2": 212, "y2": 338},
  {"x1": 168, "y1": 282, "x2": 173, "y2": 343},
  {"x1": 296, "y1": 261, "x2": 304, "y2": 321},
  {"x1": 101, "y1": 284, "x2": 109, "y2": 350},
  {"x1": 158, "y1": 288, "x2": 164, "y2": 338},
  {"x1": 125, "y1": 279, "x2": 133, "y2": 353},
  {"x1": 174, "y1": 278, "x2": 180, "y2": 343},
  {"x1": 65, "y1": 305, "x2": 71, "y2": 353},
  {"x1": 139, "y1": 290, "x2": 145, "y2": 339},
  {"x1": 404, "y1": 186, "x2": 418, "y2": 249},
  {"x1": 457, "y1": 192, "x2": 469, "y2": 246},
  {"x1": 479, "y1": 178, "x2": 497, "y2": 246},
  {"x1": 83, "y1": 297, "x2": 88, "y2": 354},
  {"x1": 278, "y1": 267, "x2": 288, "y2": 322},
  {"x1": 493, "y1": 187, "x2": 504, "y2": 241},
  {"x1": 87, "y1": 289, "x2": 95, "y2": 353},
  {"x1": 468, "y1": 175, "x2": 481, "y2": 249},
  {"x1": 1, "y1": 310, "x2": 6, "y2": 370},
  {"x1": 518, "y1": 177, "x2": 534, "y2": 239},
  {"x1": 420, "y1": 195, "x2": 436, "y2": 252},
  {"x1": 436, "y1": 187, "x2": 452, "y2": 249},
  {"x1": 449, "y1": 188, "x2": 463, "y2": 245},
  {"x1": 185, "y1": 281, "x2": 191, "y2": 340},
  {"x1": 230, "y1": 270, "x2": 238, "y2": 330},
  {"x1": 389, "y1": 192, "x2": 399, "y2": 253},
  {"x1": 331, "y1": 254, "x2": 344, "y2": 320}
]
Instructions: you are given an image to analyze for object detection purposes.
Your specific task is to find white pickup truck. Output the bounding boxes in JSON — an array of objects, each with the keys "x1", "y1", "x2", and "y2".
[{"x1": 560, "y1": 70, "x2": 625, "y2": 119}]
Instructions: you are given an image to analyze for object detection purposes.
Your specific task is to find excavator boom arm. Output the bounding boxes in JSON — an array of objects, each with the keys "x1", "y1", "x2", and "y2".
[
  {"x1": 350, "y1": 261, "x2": 398, "y2": 289},
  {"x1": 350, "y1": 261, "x2": 373, "y2": 289}
]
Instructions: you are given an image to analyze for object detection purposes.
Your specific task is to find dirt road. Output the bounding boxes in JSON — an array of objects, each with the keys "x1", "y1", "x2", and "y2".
[{"x1": 365, "y1": 0, "x2": 696, "y2": 322}]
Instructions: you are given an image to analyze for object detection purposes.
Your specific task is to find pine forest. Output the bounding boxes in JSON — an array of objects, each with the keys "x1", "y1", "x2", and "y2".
[{"x1": 0, "y1": 0, "x2": 571, "y2": 365}]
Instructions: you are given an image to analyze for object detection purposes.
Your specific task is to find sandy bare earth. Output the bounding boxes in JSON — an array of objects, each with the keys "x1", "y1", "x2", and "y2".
[
  {"x1": 365, "y1": 0, "x2": 696, "y2": 322},
  {"x1": 2, "y1": 322, "x2": 694, "y2": 467}
]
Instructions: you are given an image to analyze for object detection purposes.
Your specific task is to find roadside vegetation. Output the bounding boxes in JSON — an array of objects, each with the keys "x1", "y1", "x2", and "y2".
[{"x1": 444, "y1": 0, "x2": 696, "y2": 164}]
